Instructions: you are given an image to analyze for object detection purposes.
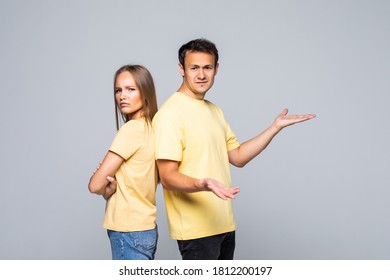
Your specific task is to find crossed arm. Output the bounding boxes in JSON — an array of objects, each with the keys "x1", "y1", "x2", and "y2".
[
  {"x1": 157, "y1": 108, "x2": 316, "y2": 199},
  {"x1": 88, "y1": 151, "x2": 121, "y2": 200}
]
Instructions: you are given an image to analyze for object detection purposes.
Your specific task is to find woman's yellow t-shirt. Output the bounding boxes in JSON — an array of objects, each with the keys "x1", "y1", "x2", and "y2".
[{"x1": 103, "y1": 118, "x2": 157, "y2": 232}]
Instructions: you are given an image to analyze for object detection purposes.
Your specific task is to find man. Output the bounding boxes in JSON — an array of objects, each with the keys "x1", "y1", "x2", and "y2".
[{"x1": 153, "y1": 38, "x2": 316, "y2": 260}]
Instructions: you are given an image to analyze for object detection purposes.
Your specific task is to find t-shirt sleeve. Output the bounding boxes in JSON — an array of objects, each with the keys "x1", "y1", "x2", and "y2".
[
  {"x1": 225, "y1": 121, "x2": 240, "y2": 152},
  {"x1": 109, "y1": 121, "x2": 144, "y2": 160},
  {"x1": 153, "y1": 109, "x2": 184, "y2": 161},
  {"x1": 213, "y1": 105, "x2": 240, "y2": 151}
]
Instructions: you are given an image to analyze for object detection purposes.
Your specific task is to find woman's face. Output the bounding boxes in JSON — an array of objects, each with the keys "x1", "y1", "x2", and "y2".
[{"x1": 114, "y1": 71, "x2": 144, "y2": 120}]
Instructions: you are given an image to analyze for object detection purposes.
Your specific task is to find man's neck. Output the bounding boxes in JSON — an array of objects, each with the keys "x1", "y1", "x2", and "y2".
[{"x1": 178, "y1": 85, "x2": 205, "y2": 100}]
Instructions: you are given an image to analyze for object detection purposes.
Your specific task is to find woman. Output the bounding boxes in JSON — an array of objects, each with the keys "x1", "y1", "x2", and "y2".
[{"x1": 88, "y1": 64, "x2": 158, "y2": 260}]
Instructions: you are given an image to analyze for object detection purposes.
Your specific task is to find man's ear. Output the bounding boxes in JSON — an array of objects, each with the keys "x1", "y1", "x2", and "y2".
[
  {"x1": 214, "y1": 62, "x2": 219, "y2": 76},
  {"x1": 178, "y1": 63, "x2": 185, "y2": 77}
]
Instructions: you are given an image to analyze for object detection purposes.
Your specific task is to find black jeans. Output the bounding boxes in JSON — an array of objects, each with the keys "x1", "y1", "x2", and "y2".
[{"x1": 177, "y1": 231, "x2": 235, "y2": 260}]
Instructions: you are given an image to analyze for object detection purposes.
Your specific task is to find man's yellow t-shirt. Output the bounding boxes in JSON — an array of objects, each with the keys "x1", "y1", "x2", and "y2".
[
  {"x1": 153, "y1": 92, "x2": 240, "y2": 240},
  {"x1": 103, "y1": 118, "x2": 157, "y2": 232}
]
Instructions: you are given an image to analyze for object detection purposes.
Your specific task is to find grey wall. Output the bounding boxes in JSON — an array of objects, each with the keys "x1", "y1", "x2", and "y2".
[{"x1": 1, "y1": 0, "x2": 389, "y2": 260}]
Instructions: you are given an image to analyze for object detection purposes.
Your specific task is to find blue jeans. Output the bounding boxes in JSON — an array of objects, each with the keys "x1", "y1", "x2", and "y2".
[
  {"x1": 177, "y1": 231, "x2": 235, "y2": 260},
  {"x1": 107, "y1": 226, "x2": 158, "y2": 260}
]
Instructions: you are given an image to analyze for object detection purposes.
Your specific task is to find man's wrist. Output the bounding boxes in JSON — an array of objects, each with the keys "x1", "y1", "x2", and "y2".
[{"x1": 269, "y1": 123, "x2": 282, "y2": 135}]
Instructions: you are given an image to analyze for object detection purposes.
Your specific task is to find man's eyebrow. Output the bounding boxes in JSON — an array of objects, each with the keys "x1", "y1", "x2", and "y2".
[{"x1": 188, "y1": 64, "x2": 214, "y2": 67}]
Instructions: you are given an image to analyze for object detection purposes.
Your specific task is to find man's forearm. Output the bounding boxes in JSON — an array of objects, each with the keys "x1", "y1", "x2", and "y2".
[
  {"x1": 160, "y1": 169, "x2": 204, "y2": 192},
  {"x1": 157, "y1": 160, "x2": 239, "y2": 199},
  {"x1": 230, "y1": 124, "x2": 280, "y2": 167}
]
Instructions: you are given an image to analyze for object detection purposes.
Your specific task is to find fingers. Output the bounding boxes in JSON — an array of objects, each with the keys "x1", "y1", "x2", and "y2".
[
  {"x1": 201, "y1": 178, "x2": 240, "y2": 200},
  {"x1": 279, "y1": 108, "x2": 316, "y2": 120},
  {"x1": 306, "y1": 113, "x2": 316, "y2": 119},
  {"x1": 106, "y1": 176, "x2": 117, "y2": 192},
  {"x1": 224, "y1": 186, "x2": 240, "y2": 200},
  {"x1": 231, "y1": 186, "x2": 240, "y2": 195},
  {"x1": 276, "y1": 110, "x2": 316, "y2": 128},
  {"x1": 295, "y1": 113, "x2": 316, "y2": 119},
  {"x1": 220, "y1": 188, "x2": 237, "y2": 200},
  {"x1": 291, "y1": 113, "x2": 316, "y2": 123}
]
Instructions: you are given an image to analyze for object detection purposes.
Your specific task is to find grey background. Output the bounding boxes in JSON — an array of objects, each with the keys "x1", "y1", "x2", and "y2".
[{"x1": 1, "y1": 0, "x2": 389, "y2": 260}]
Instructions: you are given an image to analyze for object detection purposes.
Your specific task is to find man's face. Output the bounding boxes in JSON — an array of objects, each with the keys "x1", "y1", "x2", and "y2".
[{"x1": 179, "y1": 51, "x2": 219, "y2": 98}]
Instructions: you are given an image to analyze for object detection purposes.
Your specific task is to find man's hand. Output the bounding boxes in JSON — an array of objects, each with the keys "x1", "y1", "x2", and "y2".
[
  {"x1": 273, "y1": 108, "x2": 316, "y2": 131},
  {"x1": 197, "y1": 178, "x2": 240, "y2": 200}
]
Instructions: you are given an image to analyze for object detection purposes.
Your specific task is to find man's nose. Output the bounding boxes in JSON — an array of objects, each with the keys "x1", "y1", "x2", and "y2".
[{"x1": 198, "y1": 69, "x2": 205, "y2": 79}]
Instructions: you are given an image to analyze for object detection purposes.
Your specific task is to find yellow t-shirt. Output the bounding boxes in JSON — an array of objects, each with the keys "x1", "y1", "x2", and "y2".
[
  {"x1": 103, "y1": 118, "x2": 157, "y2": 232},
  {"x1": 153, "y1": 92, "x2": 240, "y2": 240}
]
